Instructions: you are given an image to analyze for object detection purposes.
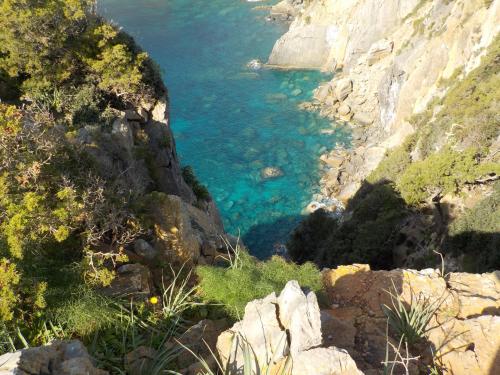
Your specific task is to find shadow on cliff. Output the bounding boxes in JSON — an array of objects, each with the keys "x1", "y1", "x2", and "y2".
[{"x1": 284, "y1": 179, "x2": 500, "y2": 272}]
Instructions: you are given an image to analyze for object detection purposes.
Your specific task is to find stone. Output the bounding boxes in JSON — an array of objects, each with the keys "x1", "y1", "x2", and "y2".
[
  {"x1": 337, "y1": 103, "x2": 351, "y2": 116},
  {"x1": 321, "y1": 265, "x2": 500, "y2": 373},
  {"x1": 111, "y1": 118, "x2": 134, "y2": 152},
  {"x1": 352, "y1": 111, "x2": 374, "y2": 126},
  {"x1": 177, "y1": 319, "x2": 229, "y2": 369},
  {"x1": 217, "y1": 280, "x2": 362, "y2": 374},
  {"x1": 216, "y1": 292, "x2": 288, "y2": 371},
  {"x1": 277, "y1": 280, "x2": 322, "y2": 355},
  {"x1": 125, "y1": 346, "x2": 156, "y2": 375},
  {"x1": 133, "y1": 239, "x2": 158, "y2": 260},
  {"x1": 290, "y1": 347, "x2": 363, "y2": 375},
  {"x1": 260, "y1": 166, "x2": 284, "y2": 179},
  {"x1": 314, "y1": 84, "x2": 332, "y2": 102},
  {"x1": 333, "y1": 78, "x2": 352, "y2": 102},
  {"x1": 291, "y1": 88, "x2": 303, "y2": 96},
  {"x1": 366, "y1": 39, "x2": 394, "y2": 65},
  {"x1": 304, "y1": 201, "x2": 326, "y2": 214},
  {"x1": 319, "y1": 154, "x2": 344, "y2": 168},
  {"x1": 0, "y1": 340, "x2": 108, "y2": 375},
  {"x1": 124, "y1": 109, "x2": 143, "y2": 122},
  {"x1": 104, "y1": 263, "x2": 151, "y2": 297},
  {"x1": 247, "y1": 59, "x2": 263, "y2": 70}
]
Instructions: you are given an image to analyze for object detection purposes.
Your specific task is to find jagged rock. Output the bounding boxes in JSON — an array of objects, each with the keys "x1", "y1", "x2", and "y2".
[
  {"x1": 260, "y1": 166, "x2": 284, "y2": 179},
  {"x1": 320, "y1": 154, "x2": 344, "y2": 168},
  {"x1": 147, "y1": 194, "x2": 225, "y2": 264},
  {"x1": 277, "y1": 280, "x2": 322, "y2": 355},
  {"x1": 314, "y1": 83, "x2": 333, "y2": 102},
  {"x1": 217, "y1": 280, "x2": 362, "y2": 374},
  {"x1": 0, "y1": 340, "x2": 107, "y2": 375}
]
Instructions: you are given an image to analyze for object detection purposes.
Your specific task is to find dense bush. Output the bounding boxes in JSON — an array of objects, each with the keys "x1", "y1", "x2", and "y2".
[
  {"x1": 398, "y1": 148, "x2": 499, "y2": 205},
  {"x1": 444, "y1": 182, "x2": 500, "y2": 272},
  {"x1": 0, "y1": 0, "x2": 163, "y2": 110},
  {"x1": 197, "y1": 252, "x2": 322, "y2": 318},
  {"x1": 288, "y1": 182, "x2": 409, "y2": 269}
]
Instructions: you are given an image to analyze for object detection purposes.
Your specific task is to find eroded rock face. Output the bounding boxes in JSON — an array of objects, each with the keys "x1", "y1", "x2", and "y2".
[
  {"x1": 0, "y1": 340, "x2": 107, "y2": 375},
  {"x1": 216, "y1": 280, "x2": 363, "y2": 374},
  {"x1": 269, "y1": 0, "x2": 500, "y2": 204},
  {"x1": 321, "y1": 265, "x2": 500, "y2": 374}
]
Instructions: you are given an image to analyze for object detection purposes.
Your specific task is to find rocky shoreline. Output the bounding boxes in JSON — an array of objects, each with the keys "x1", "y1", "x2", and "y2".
[{"x1": 261, "y1": 0, "x2": 500, "y2": 213}]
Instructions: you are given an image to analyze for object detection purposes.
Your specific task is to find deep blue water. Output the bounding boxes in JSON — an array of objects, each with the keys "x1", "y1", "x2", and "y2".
[{"x1": 100, "y1": 0, "x2": 350, "y2": 257}]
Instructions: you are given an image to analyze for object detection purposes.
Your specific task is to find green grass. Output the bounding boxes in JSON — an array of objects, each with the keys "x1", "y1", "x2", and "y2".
[{"x1": 197, "y1": 251, "x2": 322, "y2": 318}]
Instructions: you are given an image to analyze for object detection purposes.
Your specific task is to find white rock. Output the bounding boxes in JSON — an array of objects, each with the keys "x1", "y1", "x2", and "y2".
[
  {"x1": 291, "y1": 347, "x2": 364, "y2": 375},
  {"x1": 278, "y1": 281, "x2": 322, "y2": 355}
]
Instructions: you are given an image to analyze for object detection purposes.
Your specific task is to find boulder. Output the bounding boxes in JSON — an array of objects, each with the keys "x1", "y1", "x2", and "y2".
[
  {"x1": 314, "y1": 84, "x2": 333, "y2": 102},
  {"x1": 133, "y1": 239, "x2": 158, "y2": 260},
  {"x1": 333, "y1": 78, "x2": 353, "y2": 102},
  {"x1": 0, "y1": 340, "x2": 107, "y2": 375},
  {"x1": 177, "y1": 319, "x2": 229, "y2": 369},
  {"x1": 216, "y1": 280, "x2": 362, "y2": 374},
  {"x1": 290, "y1": 347, "x2": 363, "y2": 375},
  {"x1": 104, "y1": 263, "x2": 151, "y2": 297},
  {"x1": 260, "y1": 166, "x2": 284, "y2": 179},
  {"x1": 337, "y1": 103, "x2": 351, "y2": 116}
]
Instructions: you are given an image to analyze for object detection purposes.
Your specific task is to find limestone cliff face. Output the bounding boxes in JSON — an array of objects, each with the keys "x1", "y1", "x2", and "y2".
[{"x1": 269, "y1": 0, "x2": 500, "y2": 201}]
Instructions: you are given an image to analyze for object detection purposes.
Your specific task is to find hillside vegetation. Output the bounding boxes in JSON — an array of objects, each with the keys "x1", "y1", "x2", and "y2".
[{"x1": 289, "y1": 36, "x2": 500, "y2": 272}]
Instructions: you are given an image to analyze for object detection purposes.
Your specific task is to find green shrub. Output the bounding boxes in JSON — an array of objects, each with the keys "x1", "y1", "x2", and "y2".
[
  {"x1": 182, "y1": 166, "x2": 210, "y2": 201},
  {"x1": 52, "y1": 288, "x2": 117, "y2": 337},
  {"x1": 444, "y1": 182, "x2": 500, "y2": 271},
  {"x1": 197, "y1": 252, "x2": 322, "y2": 318},
  {"x1": 288, "y1": 182, "x2": 409, "y2": 270},
  {"x1": 367, "y1": 137, "x2": 416, "y2": 184},
  {"x1": 398, "y1": 148, "x2": 499, "y2": 205}
]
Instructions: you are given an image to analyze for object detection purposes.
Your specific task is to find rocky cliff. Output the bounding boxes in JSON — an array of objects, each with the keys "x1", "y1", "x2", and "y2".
[{"x1": 269, "y1": 0, "x2": 499, "y2": 202}]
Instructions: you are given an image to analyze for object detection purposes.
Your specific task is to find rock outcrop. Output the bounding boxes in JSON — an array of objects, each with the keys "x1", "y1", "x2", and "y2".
[
  {"x1": 216, "y1": 280, "x2": 363, "y2": 375},
  {"x1": 77, "y1": 94, "x2": 226, "y2": 271},
  {"x1": 0, "y1": 340, "x2": 107, "y2": 375},
  {"x1": 269, "y1": 0, "x2": 500, "y2": 203},
  {"x1": 322, "y1": 264, "x2": 500, "y2": 374}
]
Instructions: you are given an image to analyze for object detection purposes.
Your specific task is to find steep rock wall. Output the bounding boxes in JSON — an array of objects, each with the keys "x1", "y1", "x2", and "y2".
[{"x1": 268, "y1": 0, "x2": 500, "y2": 202}]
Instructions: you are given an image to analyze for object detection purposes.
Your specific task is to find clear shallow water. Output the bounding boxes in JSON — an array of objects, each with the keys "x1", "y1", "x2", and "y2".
[{"x1": 100, "y1": 0, "x2": 350, "y2": 257}]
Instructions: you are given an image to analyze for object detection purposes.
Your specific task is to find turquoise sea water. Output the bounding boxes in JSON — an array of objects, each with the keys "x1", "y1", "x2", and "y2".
[{"x1": 100, "y1": 0, "x2": 350, "y2": 257}]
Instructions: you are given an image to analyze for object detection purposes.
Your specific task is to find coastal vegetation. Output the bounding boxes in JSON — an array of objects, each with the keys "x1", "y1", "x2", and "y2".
[{"x1": 288, "y1": 35, "x2": 500, "y2": 272}]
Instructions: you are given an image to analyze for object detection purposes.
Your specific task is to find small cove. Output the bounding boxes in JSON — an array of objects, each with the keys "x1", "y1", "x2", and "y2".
[{"x1": 100, "y1": 0, "x2": 350, "y2": 257}]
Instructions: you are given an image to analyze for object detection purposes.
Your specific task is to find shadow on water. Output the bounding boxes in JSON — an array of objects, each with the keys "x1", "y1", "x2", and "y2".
[{"x1": 242, "y1": 215, "x2": 304, "y2": 260}]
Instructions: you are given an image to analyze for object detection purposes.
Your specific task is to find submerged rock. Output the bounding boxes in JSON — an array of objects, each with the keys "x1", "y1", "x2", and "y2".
[
  {"x1": 246, "y1": 59, "x2": 263, "y2": 70},
  {"x1": 260, "y1": 166, "x2": 284, "y2": 179}
]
